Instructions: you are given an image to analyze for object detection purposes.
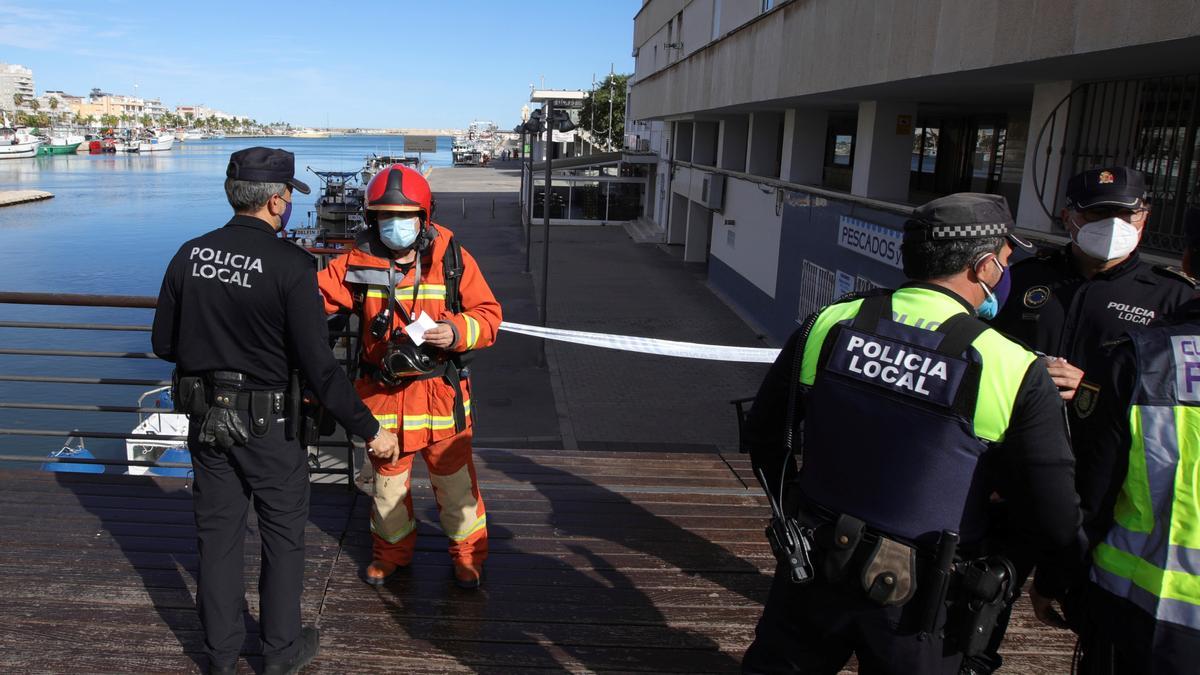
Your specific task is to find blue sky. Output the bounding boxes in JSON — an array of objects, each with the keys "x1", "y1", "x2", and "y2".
[{"x1": 0, "y1": 0, "x2": 639, "y2": 128}]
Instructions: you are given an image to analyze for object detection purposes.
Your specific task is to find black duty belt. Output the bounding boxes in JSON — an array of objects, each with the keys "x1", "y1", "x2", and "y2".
[{"x1": 210, "y1": 389, "x2": 285, "y2": 413}]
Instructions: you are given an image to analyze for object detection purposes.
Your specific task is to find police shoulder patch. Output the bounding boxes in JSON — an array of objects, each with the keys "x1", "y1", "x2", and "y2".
[
  {"x1": 1074, "y1": 380, "x2": 1101, "y2": 418},
  {"x1": 1153, "y1": 265, "x2": 1198, "y2": 289},
  {"x1": 1022, "y1": 285, "x2": 1051, "y2": 309}
]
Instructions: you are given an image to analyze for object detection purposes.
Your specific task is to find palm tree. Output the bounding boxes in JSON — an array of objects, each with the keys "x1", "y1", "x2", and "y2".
[
  {"x1": 184, "y1": 111, "x2": 194, "y2": 127},
  {"x1": 28, "y1": 99, "x2": 39, "y2": 113},
  {"x1": 12, "y1": 93, "x2": 23, "y2": 110}
]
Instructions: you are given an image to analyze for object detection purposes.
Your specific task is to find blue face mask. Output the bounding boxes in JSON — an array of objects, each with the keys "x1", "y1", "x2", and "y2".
[
  {"x1": 378, "y1": 215, "x2": 421, "y2": 250},
  {"x1": 976, "y1": 256, "x2": 1010, "y2": 320},
  {"x1": 279, "y1": 200, "x2": 292, "y2": 230}
]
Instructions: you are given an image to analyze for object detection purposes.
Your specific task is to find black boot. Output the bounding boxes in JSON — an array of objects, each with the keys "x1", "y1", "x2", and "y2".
[
  {"x1": 263, "y1": 626, "x2": 319, "y2": 675},
  {"x1": 207, "y1": 661, "x2": 237, "y2": 675}
]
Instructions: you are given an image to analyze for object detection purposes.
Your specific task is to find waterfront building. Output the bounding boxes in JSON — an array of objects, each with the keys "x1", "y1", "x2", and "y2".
[
  {"x1": 175, "y1": 104, "x2": 236, "y2": 122},
  {"x1": 144, "y1": 98, "x2": 168, "y2": 120},
  {"x1": 626, "y1": 0, "x2": 1200, "y2": 343},
  {"x1": 76, "y1": 94, "x2": 149, "y2": 122},
  {"x1": 0, "y1": 63, "x2": 35, "y2": 114}
]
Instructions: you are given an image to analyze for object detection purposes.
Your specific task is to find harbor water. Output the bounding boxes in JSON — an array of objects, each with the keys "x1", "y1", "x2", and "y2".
[{"x1": 0, "y1": 135, "x2": 454, "y2": 466}]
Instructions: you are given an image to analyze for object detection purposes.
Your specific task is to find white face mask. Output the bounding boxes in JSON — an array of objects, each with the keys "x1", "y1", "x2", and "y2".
[{"x1": 1071, "y1": 216, "x2": 1141, "y2": 262}]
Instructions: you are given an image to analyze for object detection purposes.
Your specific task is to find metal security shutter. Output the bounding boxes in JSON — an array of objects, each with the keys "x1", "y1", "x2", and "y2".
[{"x1": 797, "y1": 260, "x2": 836, "y2": 322}]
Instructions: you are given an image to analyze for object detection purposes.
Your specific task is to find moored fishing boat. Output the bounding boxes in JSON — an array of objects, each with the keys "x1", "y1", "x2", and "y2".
[
  {"x1": 310, "y1": 168, "x2": 365, "y2": 235},
  {"x1": 139, "y1": 131, "x2": 175, "y2": 152},
  {"x1": 0, "y1": 127, "x2": 40, "y2": 159},
  {"x1": 361, "y1": 154, "x2": 424, "y2": 184}
]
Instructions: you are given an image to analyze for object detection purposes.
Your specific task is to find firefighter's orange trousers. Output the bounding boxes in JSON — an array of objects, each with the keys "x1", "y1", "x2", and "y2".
[{"x1": 368, "y1": 428, "x2": 487, "y2": 567}]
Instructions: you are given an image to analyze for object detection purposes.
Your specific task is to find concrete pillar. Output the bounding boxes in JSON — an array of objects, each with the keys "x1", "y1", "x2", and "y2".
[
  {"x1": 747, "y1": 111, "x2": 784, "y2": 178},
  {"x1": 718, "y1": 116, "x2": 748, "y2": 172},
  {"x1": 851, "y1": 100, "x2": 918, "y2": 202},
  {"x1": 684, "y1": 200, "x2": 712, "y2": 262},
  {"x1": 1016, "y1": 81, "x2": 1075, "y2": 232},
  {"x1": 668, "y1": 192, "x2": 689, "y2": 245},
  {"x1": 783, "y1": 108, "x2": 828, "y2": 184}
]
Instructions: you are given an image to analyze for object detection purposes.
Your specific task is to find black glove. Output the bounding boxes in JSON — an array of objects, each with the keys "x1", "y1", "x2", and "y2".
[{"x1": 199, "y1": 407, "x2": 249, "y2": 449}]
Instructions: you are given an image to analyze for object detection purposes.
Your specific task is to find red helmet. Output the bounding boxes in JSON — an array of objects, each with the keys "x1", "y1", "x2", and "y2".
[{"x1": 364, "y1": 164, "x2": 432, "y2": 222}]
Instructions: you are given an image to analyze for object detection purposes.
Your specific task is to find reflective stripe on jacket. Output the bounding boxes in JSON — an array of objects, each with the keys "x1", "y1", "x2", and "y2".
[
  {"x1": 1091, "y1": 326, "x2": 1200, "y2": 629},
  {"x1": 317, "y1": 224, "x2": 502, "y2": 449}
]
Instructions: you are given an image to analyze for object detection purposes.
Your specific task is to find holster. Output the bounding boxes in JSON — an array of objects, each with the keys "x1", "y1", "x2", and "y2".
[
  {"x1": 285, "y1": 370, "x2": 301, "y2": 441},
  {"x1": 172, "y1": 370, "x2": 210, "y2": 419},
  {"x1": 948, "y1": 556, "x2": 1017, "y2": 657}
]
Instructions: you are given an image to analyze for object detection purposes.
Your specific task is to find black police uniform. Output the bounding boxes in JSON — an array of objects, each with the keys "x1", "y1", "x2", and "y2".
[
  {"x1": 991, "y1": 245, "x2": 1195, "y2": 393},
  {"x1": 152, "y1": 213, "x2": 379, "y2": 669}
]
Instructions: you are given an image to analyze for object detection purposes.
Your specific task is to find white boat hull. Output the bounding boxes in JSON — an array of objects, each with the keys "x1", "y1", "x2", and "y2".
[
  {"x1": 141, "y1": 136, "x2": 175, "y2": 152},
  {"x1": 0, "y1": 141, "x2": 38, "y2": 159}
]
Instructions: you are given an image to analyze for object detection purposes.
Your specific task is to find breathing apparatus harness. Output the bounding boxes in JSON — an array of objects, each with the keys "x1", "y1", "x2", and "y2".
[{"x1": 353, "y1": 224, "x2": 470, "y2": 433}]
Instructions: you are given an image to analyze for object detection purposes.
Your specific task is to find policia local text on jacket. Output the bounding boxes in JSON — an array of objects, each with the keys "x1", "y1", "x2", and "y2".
[
  {"x1": 1036, "y1": 296, "x2": 1200, "y2": 674},
  {"x1": 151, "y1": 147, "x2": 385, "y2": 674},
  {"x1": 740, "y1": 194, "x2": 1081, "y2": 674}
]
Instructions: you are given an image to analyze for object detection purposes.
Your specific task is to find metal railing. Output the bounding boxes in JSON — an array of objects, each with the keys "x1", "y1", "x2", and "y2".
[
  {"x1": 0, "y1": 291, "x2": 361, "y2": 483},
  {"x1": 1033, "y1": 74, "x2": 1200, "y2": 253}
]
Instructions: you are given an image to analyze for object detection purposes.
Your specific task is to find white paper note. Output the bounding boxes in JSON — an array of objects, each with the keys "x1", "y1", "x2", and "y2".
[{"x1": 403, "y1": 311, "x2": 439, "y2": 346}]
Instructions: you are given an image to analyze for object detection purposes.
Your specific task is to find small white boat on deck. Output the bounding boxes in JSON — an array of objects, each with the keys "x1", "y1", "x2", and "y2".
[
  {"x1": 0, "y1": 127, "x2": 40, "y2": 159},
  {"x1": 125, "y1": 386, "x2": 191, "y2": 477}
]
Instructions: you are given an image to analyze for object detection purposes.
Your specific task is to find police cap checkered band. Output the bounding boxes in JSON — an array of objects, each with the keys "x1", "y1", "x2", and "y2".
[
  {"x1": 904, "y1": 193, "x2": 1033, "y2": 251},
  {"x1": 928, "y1": 222, "x2": 1011, "y2": 240}
]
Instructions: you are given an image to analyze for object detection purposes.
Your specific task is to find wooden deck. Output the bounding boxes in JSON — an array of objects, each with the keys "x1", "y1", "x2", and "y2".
[{"x1": 0, "y1": 448, "x2": 1075, "y2": 673}]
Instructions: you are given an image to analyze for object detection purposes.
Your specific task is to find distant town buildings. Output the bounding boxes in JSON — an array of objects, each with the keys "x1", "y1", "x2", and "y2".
[
  {"x1": 174, "y1": 104, "x2": 236, "y2": 122},
  {"x1": 0, "y1": 61, "x2": 260, "y2": 128},
  {"x1": 0, "y1": 63, "x2": 34, "y2": 113}
]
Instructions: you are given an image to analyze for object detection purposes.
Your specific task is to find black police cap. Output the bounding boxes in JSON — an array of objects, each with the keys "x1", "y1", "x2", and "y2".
[
  {"x1": 226, "y1": 147, "x2": 311, "y2": 194},
  {"x1": 1066, "y1": 166, "x2": 1146, "y2": 210},
  {"x1": 903, "y1": 193, "x2": 1033, "y2": 252}
]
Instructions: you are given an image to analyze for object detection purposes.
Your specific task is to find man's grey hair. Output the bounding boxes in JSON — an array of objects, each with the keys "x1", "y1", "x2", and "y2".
[
  {"x1": 224, "y1": 178, "x2": 287, "y2": 213},
  {"x1": 901, "y1": 236, "x2": 1004, "y2": 281}
]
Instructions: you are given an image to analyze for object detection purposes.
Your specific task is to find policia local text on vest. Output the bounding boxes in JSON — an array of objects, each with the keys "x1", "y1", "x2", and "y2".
[{"x1": 740, "y1": 194, "x2": 1081, "y2": 675}]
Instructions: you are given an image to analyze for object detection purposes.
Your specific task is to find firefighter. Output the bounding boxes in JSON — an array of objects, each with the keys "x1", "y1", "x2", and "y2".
[{"x1": 317, "y1": 164, "x2": 502, "y2": 589}]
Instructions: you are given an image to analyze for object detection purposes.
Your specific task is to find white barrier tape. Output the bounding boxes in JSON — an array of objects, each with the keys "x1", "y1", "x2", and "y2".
[{"x1": 498, "y1": 321, "x2": 781, "y2": 364}]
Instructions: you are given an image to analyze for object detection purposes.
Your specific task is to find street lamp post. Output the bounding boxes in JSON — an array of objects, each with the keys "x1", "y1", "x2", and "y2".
[
  {"x1": 520, "y1": 108, "x2": 544, "y2": 275},
  {"x1": 540, "y1": 99, "x2": 555, "y2": 331}
]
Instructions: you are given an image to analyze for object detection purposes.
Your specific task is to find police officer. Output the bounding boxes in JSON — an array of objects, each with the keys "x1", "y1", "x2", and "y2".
[
  {"x1": 991, "y1": 167, "x2": 1195, "y2": 405},
  {"x1": 1030, "y1": 207, "x2": 1200, "y2": 674},
  {"x1": 741, "y1": 194, "x2": 1081, "y2": 674},
  {"x1": 151, "y1": 147, "x2": 399, "y2": 675}
]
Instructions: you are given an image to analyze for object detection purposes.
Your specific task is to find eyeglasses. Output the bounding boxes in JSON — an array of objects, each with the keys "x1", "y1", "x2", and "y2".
[
  {"x1": 1078, "y1": 205, "x2": 1149, "y2": 223},
  {"x1": 274, "y1": 192, "x2": 292, "y2": 205}
]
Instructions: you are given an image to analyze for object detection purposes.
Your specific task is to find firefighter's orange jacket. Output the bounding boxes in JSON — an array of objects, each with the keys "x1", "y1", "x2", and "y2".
[{"x1": 317, "y1": 224, "x2": 502, "y2": 450}]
